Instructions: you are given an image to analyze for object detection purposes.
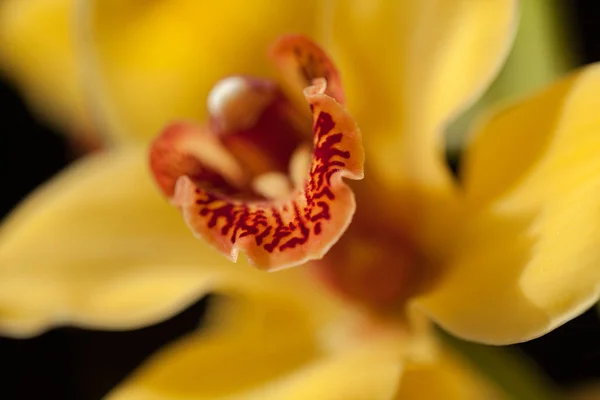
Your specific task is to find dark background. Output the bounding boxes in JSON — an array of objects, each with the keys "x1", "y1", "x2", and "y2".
[{"x1": 1, "y1": 2, "x2": 600, "y2": 399}]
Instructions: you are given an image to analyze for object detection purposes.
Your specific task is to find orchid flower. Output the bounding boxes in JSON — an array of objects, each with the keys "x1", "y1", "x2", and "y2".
[{"x1": 0, "y1": 0, "x2": 595, "y2": 397}]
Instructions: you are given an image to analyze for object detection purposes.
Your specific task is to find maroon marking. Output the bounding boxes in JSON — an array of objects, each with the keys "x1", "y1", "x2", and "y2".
[
  {"x1": 270, "y1": 35, "x2": 346, "y2": 104},
  {"x1": 218, "y1": 89, "x2": 304, "y2": 176},
  {"x1": 255, "y1": 225, "x2": 272, "y2": 246},
  {"x1": 314, "y1": 222, "x2": 322, "y2": 235},
  {"x1": 279, "y1": 202, "x2": 310, "y2": 251},
  {"x1": 189, "y1": 109, "x2": 354, "y2": 255},
  {"x1": 152, "y1": 35, "x2": 364, "y2": 269}
]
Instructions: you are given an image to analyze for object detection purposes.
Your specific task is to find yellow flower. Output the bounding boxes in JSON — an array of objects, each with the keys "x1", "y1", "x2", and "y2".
[
  {"x1": 2, "y1": 0, "x2": 597, "y2": 342},
  {"x1": 0, "y1": 0, "x2": 596, "y2": 396},
  {"x1": 1, "y1": 144, "x2": 513, "y2": 398}
]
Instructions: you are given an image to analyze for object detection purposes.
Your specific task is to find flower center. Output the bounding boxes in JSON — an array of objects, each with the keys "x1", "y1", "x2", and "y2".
[
  {"x1": 149, "y1": 34, "x2": 423, "y2": 313},
  {"x1": 206, "y1": 76, "x2": 310, "y2": 200},
  {"x1": 149, "y1": 35, "x2": 364, "y2": 271}
]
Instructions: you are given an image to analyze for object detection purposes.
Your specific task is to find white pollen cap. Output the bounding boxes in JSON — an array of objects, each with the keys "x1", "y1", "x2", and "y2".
[
  {"x1": 207, "y1": 77, "x2": 275, "y2": 133},
  {"x1": 207, "y1": 77, "x2": 248, "y2": 116}
]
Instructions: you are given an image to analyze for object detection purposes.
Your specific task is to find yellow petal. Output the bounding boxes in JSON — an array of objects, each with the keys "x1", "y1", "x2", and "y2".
[
  {"x1": 105, "y1": 323, "x2": 402, "y2": 400},
  {"x1": 446, "y1": 0, "x2": 576, "y2": 154},
  {"x1": 419, "y1": 64, "x2": 600, "y2": 344},
  {"x1": 395, "y1": 349, "x2": 502, "y2": 400},
  {"x1": 82, "y1": 0, "x2": 321, "y2": 143},
  {"x1": 106, "y1": 305, "x2": 494, "y2": 400},
  {"x1": 0, "y1": 0, "x2": 93, "y2": 138},
  {"x1": 260, "y1": 346, "x2": 402, "y2": 400},
  {"x1": 0, "y1": 145, "x2": 332, "y2": 337},
  {"x1": 328, "y1": 0, "x2": 517, "y2": 189}
]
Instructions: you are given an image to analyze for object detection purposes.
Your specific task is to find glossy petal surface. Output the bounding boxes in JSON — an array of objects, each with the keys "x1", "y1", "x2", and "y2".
[{"x1": 419, "y1": 65, "x2": 600, "y2": 344}]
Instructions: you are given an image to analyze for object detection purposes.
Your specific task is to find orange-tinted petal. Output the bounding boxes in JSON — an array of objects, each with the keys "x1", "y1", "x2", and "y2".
[
  {"x1": 270, "y1": 34, "x2": 345, "y2": 105},
  {"x1": 163, "y1": 79, "x2": 363, "y2": 270},
  {"x1": 150, "y1": 122, "x2": 247, "y2": 198}
]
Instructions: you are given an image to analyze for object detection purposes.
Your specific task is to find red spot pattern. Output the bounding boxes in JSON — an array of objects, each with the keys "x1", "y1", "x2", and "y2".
[
  {"x1": 270, "y1": 34, "x2": 345, "y2": 104},
  {"x1": 152, "y1": 35, "x2": 365, "y2": 270},
  {"x1": 192, "y1": 111, "x2": 346, "y2": 250},
  {"x1": 174, "y1": 82, "x2": 364, "y2": 269}
]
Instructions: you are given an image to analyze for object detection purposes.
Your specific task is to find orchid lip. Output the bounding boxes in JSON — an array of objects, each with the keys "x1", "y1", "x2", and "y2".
[{"x1": 150, "y1": 35, "x2": 364, "y2": 271}]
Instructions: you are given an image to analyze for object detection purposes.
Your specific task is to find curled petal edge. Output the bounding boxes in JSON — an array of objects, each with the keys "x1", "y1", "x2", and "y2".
[
  {"x1": 270, "y1": 34, "x2": 346, "y2": 105},
  {"x1": 173, "y1": 79, "x2": 364, "y2": 271}
]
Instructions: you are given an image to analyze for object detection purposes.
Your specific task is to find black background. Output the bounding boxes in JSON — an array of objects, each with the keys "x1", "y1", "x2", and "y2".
[{"x1": 1, "y1": 2, "x2": 600, "y2": 399}]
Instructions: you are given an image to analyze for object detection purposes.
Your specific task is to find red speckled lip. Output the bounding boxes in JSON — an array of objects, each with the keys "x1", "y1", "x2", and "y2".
[
  {"x1": 174, "y1": 79, "x2": 363, "y2": 270},
  {"x1": 150, "y1": 35, "x2": 364, "y2": 271}
]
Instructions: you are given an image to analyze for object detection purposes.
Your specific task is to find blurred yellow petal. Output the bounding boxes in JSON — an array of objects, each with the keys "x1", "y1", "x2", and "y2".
[
  {"x1": 0, "y1": 0, "x2": 93, "y2": 138},
  {"x1": 418, "y1": 65, "x2": 600, "y2": 344},
  {"x1": 106, "y1": 324, "x2": 403, "y2": 400},
  {"x1": 0, "y1": 0, "x2": 323, "y2": 143},
  {"x1": 446, "y1": 0, "x2": 576, "y2": 154},
  {"x1": 318, "y1": 0, "x2": 518, "y2": 280},
  {"x1": 106, "y1": 306, "x2": 498, "y2": 400},
  {"x1": 260, "y1": 347, "x2": 402, "y2": 400},
  {"x1": 396, "y1": 349, "x2": 501, "y2": 400},
  {"x1": 329, "y1": 0, "x2": 517, "y2": 190},
  {"x1": 82, "y1": 0, "x2": 321, "y2": 143},
  {"x1": 332, "y1": 0, "x2": 517, "y2": 190},
  {"x1": 0, "y1": 145, "x2": 333, "y2": 337}
]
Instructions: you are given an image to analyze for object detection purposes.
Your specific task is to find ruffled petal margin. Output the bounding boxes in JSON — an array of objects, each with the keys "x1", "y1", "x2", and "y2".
[{"x1": 152, "y1": 79, "x2": 364, "y2": 270}]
